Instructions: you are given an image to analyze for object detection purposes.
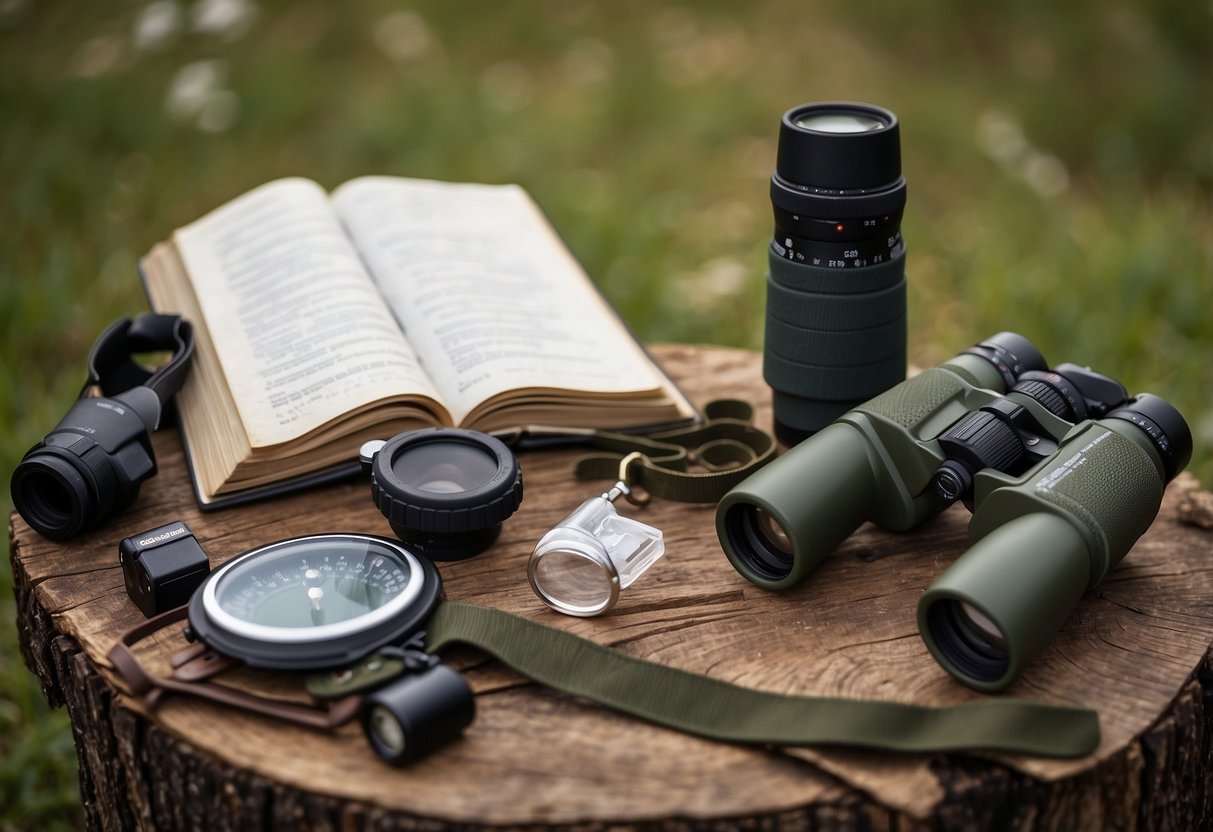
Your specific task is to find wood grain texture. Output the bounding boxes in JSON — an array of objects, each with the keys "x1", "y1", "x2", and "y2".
[{"x1": 11, "y1": 343, "x2": 1213, "y2": 830}]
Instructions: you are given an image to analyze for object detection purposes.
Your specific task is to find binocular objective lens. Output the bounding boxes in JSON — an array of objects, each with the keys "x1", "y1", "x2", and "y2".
[
  {"x1": 926, "y1": 600, "x2": 1010, "y2": 684},
  {"x1": 368, "y1": 704, "x2": 407, "y2": 757},
  {"x1": 755, "y1": 509, "x2": 793, "y2": 555},
  {"x1": 723, "y1": 505, "x2": 796, "y2": 581},
  {"x1": 793, "y1": 111, "x2": 886, "y2": 134},
  {"x1": 959, "y1": 602, "x2": 1006, "y2": 649}
]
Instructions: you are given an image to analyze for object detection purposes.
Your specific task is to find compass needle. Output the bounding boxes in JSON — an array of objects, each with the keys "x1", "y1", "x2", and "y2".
[{"x1": 308, "y1": 585, "x2": 325, "y2": 625}]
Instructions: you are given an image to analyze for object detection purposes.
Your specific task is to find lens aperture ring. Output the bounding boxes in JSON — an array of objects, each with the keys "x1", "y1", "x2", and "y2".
[
  {"x1": 772, "y1": 234, "x2": 903, "y2": 271},
  {"x1": 769, "y1": 244, "x2": 905, "y2": 294}
]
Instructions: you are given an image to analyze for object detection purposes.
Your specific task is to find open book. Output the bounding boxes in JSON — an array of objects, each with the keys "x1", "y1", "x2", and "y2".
[{"x1": 141, "y1": 177, "x2": 696, "y2": 508}]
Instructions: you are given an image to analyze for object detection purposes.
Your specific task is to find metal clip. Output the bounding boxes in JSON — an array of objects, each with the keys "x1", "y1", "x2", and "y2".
[{"x1": 616, "y1": 452, "x2": 651, "y2": 506}]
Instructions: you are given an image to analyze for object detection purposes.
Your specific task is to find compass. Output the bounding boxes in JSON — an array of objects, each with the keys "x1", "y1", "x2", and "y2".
[{"x1": 187, "y1": 534, "x2": 442, "y2": 671}]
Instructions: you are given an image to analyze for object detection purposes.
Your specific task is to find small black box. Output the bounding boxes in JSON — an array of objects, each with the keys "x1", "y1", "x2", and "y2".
[{"x1": 119, "y1": 521, "x2": 210, "y2": 617}]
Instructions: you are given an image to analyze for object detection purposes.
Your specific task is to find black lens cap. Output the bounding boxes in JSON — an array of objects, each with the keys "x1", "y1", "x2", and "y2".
[{"x1": 366, "y1": 428, "x2": 523, "y2": 560}]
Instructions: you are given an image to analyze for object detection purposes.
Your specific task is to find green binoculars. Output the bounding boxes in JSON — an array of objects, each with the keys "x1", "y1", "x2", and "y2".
[{"x1": 717, "y1": 332, "x2": 1192, "y2": 691}]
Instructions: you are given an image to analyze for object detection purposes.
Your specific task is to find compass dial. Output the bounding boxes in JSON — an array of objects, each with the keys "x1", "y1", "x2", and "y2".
[{"x1": 189, "y1": 535, "x2": 442, "y2": 671}]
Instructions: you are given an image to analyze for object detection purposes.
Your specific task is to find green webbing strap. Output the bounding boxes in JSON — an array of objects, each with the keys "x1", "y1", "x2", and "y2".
[
  {"x1": 568, "y1": 399, "x2": 778, "y2": 503},
  {"x1": 425, "y1": 601, "x2": 1100, "y2": 758}
]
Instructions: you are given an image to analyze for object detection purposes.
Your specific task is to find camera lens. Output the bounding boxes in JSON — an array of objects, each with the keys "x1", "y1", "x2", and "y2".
[
  {"x1": 723, "y1": 504, "x2": 795, "y2": 580},
  {"x1": 765, "y1": 101, "x2": 908, "y2": 445},
  {"x1": 391, "y1": 441, "x2": 501, "y2": 494},
  {"x1": 10, "y1": 454, "x2": 94, "y2": 541},
  {"x1": 793, "y1": 111, "x2": 887, "y2": 133},
  {"x1": 925, "y1": 599, "x2": 1010, "y2": 684},
  {"x1": 367, "y1": 428, "x2": 523, "y2": 560}
]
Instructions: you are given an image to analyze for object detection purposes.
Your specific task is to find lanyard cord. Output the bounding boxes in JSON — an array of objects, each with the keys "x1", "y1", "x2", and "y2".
[{"x1": 503, "y1": 400, "x2": 778, "y2": 504}]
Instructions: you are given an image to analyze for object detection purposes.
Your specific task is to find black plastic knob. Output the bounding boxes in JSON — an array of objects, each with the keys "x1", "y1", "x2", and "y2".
[{"x1": 1012, "y1": 371, "x2": 1087, "y2": 422}]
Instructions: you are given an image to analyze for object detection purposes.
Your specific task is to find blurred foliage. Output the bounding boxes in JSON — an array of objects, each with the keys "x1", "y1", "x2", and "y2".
[{"x1": 1, "y1": 0, "x2": 1209, "y2": 826}]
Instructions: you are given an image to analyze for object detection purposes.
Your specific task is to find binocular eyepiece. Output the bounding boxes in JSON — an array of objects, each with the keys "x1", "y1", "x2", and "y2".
[{"x1": 718, "y1": 332, "x2": 1192, "y2": 691}]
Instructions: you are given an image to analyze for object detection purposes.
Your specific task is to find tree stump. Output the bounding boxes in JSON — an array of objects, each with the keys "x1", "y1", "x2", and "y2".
[{"x1": 10, "y1": 344, "x2": 1213, "y2": 831}]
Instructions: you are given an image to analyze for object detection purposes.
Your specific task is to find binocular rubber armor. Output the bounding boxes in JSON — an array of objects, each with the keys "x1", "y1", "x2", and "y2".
[{"x1": 717, "y1": 332, "x2": 1192, "y2": 691}]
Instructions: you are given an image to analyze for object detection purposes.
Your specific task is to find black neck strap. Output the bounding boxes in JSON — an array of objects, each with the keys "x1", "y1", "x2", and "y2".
[{"x1": 84, "y1": 314, "x2": 195, "y2": 429}]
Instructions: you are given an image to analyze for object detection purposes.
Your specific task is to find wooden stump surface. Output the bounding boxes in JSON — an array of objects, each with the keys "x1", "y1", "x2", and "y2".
[{"x1": 11, "y1": 344, "x2": 1213, "y2": 830}]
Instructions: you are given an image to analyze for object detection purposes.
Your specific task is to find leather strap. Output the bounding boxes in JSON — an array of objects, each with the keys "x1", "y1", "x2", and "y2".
[{"x1": 107, "y1": 607, "x2": 361, "y2": 729}]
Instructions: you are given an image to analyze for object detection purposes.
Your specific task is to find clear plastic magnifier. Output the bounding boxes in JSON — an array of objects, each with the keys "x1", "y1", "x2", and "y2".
[{"x1": 528, "y1": 482, "x2": 665, "y2": 617}]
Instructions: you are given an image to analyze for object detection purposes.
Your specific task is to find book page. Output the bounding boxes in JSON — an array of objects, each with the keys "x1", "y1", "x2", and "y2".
[
  {"x1": 174, "y1": 178, "x2": 444, "y2": 446},
  {"x1": 330, "y1": 176, "x2": 663, "y2": 424}
]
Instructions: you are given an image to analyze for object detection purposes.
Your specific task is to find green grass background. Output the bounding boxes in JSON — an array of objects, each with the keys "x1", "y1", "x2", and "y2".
[{"x1": 2, "y1": 1, "x2": 1210, "y2": 827}]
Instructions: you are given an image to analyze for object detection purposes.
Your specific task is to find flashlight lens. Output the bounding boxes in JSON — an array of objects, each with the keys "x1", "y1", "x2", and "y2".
[
  {"x1": 369, "y1": 704, "x2": 407, "y2": 757},
  {"x1": 794, "y1": 112, "x2": 886, "y2": 133}
]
